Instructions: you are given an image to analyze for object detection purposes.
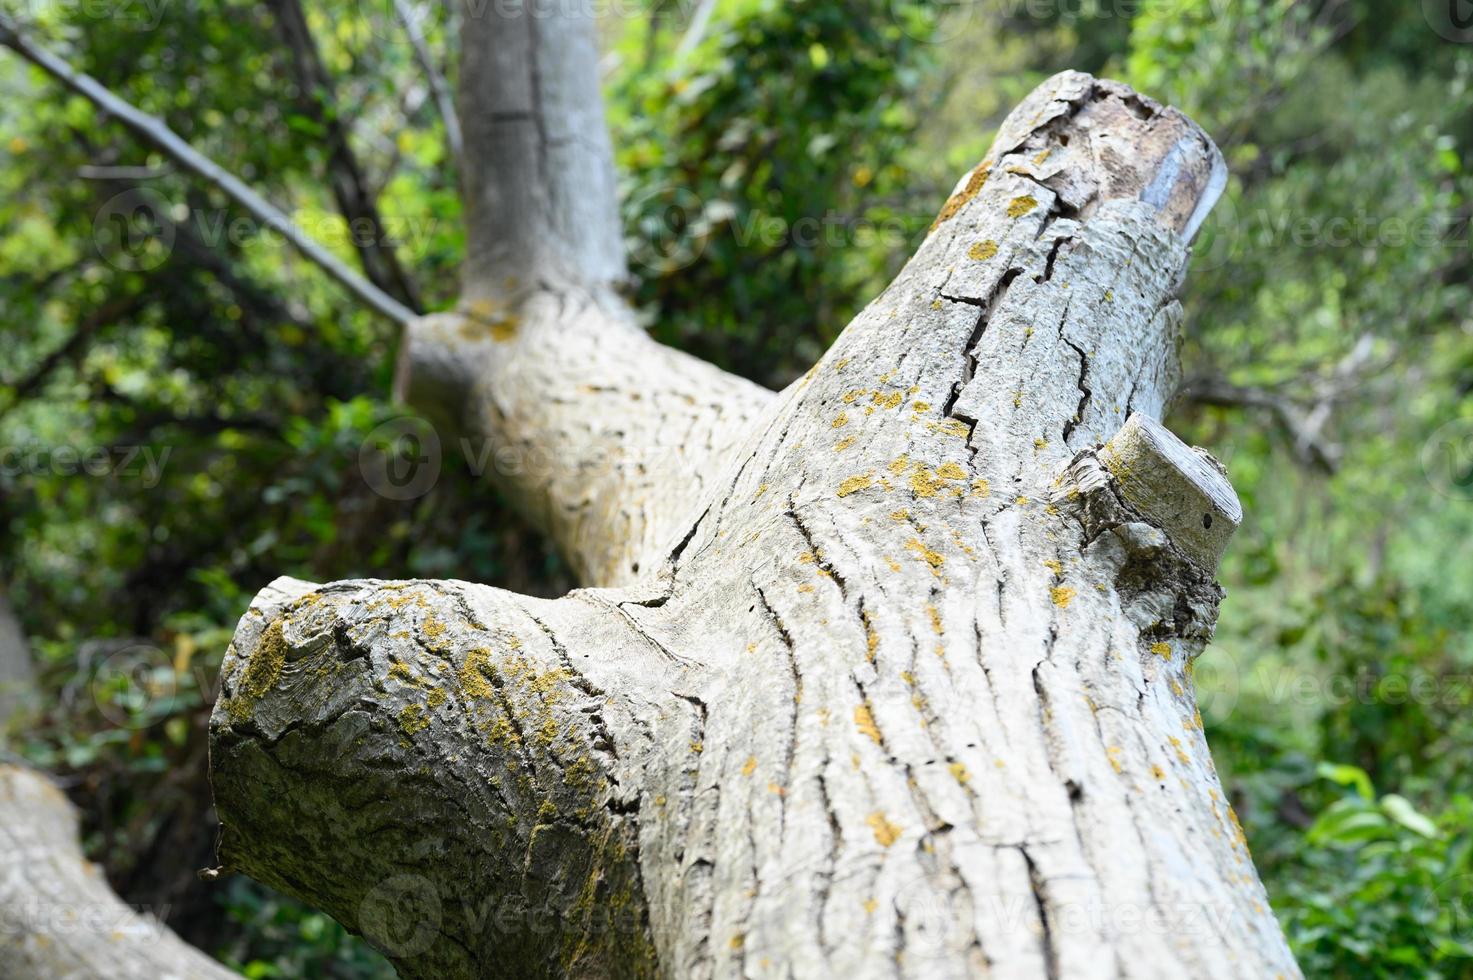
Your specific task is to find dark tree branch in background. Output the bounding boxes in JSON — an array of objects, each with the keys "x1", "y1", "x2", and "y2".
[
  {"x1": 268, "y1": 0, "x2": 424, "y2": 312},
  {"x1": 675, "y1": 0, "x2": 719, "y2": 58},
  {"x1": 1182, "y1": 376, "x2": 1340, "y2": 473},
  {"x1": 0, "y1": 11, "x2": 416, "y2": 327},
  {"x1": 0, "y1": 292, "x2": 144, "y2": 420},
  {"x1": 392, "y1": 0, "x2": 462, "y2": 167},
  {"x1": 1183, "y1": 335, "x2": 1376, "y2": 476},
  {"x1": 76, "y1": 163, "x2": 173, "y2": 180}
]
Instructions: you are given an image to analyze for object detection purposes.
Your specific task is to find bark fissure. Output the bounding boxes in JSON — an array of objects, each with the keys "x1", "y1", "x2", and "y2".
[{"x1": 205, "y1": 66, "x2": 1300, "y2": 980}]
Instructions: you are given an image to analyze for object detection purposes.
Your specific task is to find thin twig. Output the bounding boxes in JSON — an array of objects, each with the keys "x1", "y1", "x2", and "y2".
[
  {"x1": 392, "y1": 0, "x2": 462, "y2": 167},
  {"x1": 0, "y1": 12, "x2": 416, "y2": 327}
]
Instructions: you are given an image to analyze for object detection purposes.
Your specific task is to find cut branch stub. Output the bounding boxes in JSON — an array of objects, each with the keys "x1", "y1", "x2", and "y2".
[{"x1": 1097, "y1": 413, "x2": 1242, "y2": 571}]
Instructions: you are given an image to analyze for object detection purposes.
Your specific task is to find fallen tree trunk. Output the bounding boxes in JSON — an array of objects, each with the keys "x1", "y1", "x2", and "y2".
[
  {"x1": 0, "y1": 594, "x2": 35, "y2": 724},
  {"x1": 0, "y1": 589, "x2": 237, "y2": 978},
  {"x1": 0, "y1": 765, "x2": 239, "y2": 979},
  {"x1": 207, "y1": 8, "x2": 1302, "y2": 973}
]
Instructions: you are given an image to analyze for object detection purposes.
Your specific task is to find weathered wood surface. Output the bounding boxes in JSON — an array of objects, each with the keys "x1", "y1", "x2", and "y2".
[{"x1": 212, "y1": 47, "x2": 1301, "y2": 979}]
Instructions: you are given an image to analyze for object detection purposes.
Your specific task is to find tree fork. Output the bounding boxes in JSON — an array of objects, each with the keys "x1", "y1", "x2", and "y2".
[{"x1": 211, "y1": 56, "x2": 1302, "y2": 979}]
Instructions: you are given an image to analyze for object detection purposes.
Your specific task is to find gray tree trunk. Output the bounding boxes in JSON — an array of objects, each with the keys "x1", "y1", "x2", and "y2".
[
  {"x1": 0, "y1": 765, "x2": 238, "y2": 979},
  {"x1": 0, "y1": 593, "x2": 238, "y2": 979},
  {"x1": 207, "y1": 7, "x2": 1300, "y2": 979}
]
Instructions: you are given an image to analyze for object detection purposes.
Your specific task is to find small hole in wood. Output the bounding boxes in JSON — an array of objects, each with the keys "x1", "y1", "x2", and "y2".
[{"x1": 1202, "y1": 513, "x2": 1213, "y2": 529}]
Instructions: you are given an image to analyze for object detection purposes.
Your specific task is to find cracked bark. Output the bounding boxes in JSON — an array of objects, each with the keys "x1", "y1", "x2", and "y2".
[{"x1": 209, "y1": 13, "x2": 1300, "y2": 977}]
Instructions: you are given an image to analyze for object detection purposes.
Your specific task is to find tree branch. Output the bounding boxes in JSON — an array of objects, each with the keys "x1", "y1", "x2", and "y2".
[
  {"x1": 391, "y1": 7, "x2": 771, "y2": 587},
  {"x1": 0, "y1": 766, "x2": 239, "y2": 979},
  {"x1": 214, "y1": 72, "x2": 1303, "y2": 978},
  {"x1": 0, "y1": 292, "x2": 143, "y2": 419},
  {"x1": 393, "y1": 0, "x2": 462, "y2": 168},
  {"x1": 0, "y1": 594, "x2": 35, "y2": 729},
  {"x1": 674, "y1": 0, "x2": 719, "y2": 59},
  {"x1": 268, "y1": 0, "x2": 424, "y2": 312},
  {"x1": 1181, "y1": 376, "x2": 1340, "y2": 473},
  {"x1": 0, "y1": 11, "x2": 416, "y2": 327},
  {"x1": 456, "y1": 0, "x2": 625, "y2": 304},
  {"x1": 210, "y1": 576, "x2": 682, "y2": 976},
  {"x1": 0, "y1": 601, "x2": 236, "y2": 978}
]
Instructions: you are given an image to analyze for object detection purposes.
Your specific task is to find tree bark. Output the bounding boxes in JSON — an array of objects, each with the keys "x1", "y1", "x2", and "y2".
[
  {"x1": 0, "y1": 766, "x2": 240, "y2": 979},
  {"x1": 210, "y1": 22, "x2": 1301, "y2": 974},
  {"x1": 0, "y1": 601, "x2": 237, "y2": 979},
  {"x1": 0, "y1": 594, "x2": 36, "y2": 724}
]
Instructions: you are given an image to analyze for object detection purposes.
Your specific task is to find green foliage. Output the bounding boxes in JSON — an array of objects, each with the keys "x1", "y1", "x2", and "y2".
[
  {"x1": 217, "y1": 879, "x2": 396, "y2": 979},
  {"x1": 608, "y1": 0, "x2": 939, "y2": 383},
  {"x1": 4, "y1": 0, "x2": 1473, "y2": 975},
  {"x1": 1275, "y1": 766, "x2": 1473, "y2": 978}
]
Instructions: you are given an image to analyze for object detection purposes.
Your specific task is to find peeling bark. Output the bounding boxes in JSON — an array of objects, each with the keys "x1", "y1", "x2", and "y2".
[{"x1": 212, "y1": 60, "x2": 1302, "y2": 980}]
